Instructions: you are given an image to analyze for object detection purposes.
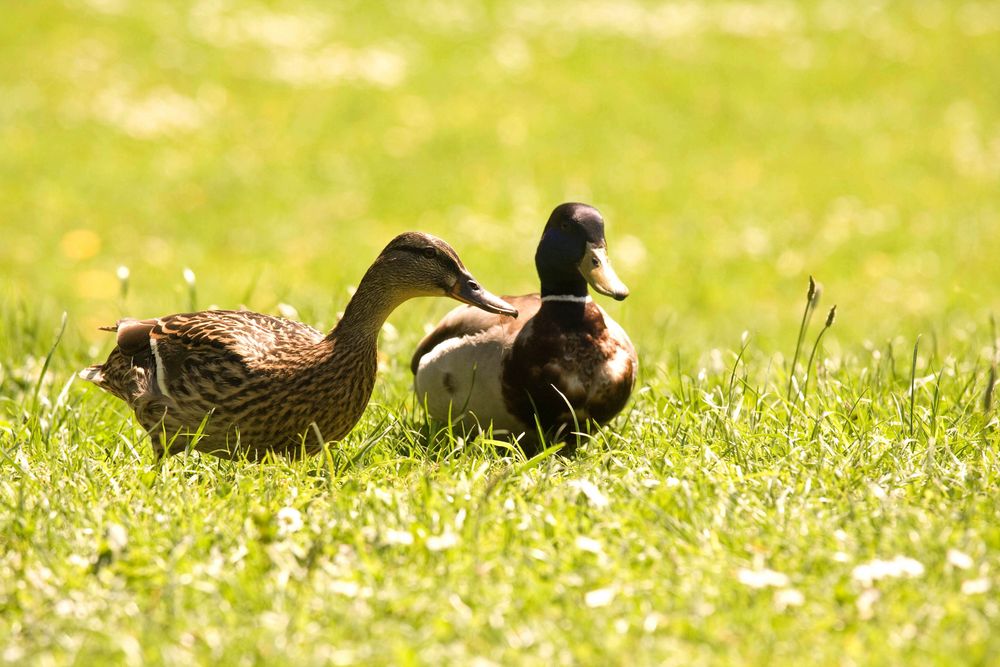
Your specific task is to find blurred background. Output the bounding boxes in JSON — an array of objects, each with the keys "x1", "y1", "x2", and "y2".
[{"x1": 2, "y1": 0, "x2": 998, "y2": 364}]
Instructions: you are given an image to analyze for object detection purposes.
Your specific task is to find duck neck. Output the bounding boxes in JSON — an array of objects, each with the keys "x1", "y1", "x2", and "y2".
[
  {"x1": 327, "y1": 264, "x2": 404, "y2": 344},
  {"x1": 538, "y1": 267, "x2": 589, "y2": 300},
  {"x1": 536, "y1": 233, "x2": 589, "y2": 299}
]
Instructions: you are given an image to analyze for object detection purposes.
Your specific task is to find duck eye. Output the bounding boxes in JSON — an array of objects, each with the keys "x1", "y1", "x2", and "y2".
[
  {"x1": 422, "y1": 247, "x2": 436, "y2": 259},
  {"x1": 560, "y1": 221, "x2": 571, "y2": 231},
  {"x1": 591, "y1": 256, "x2": 600, "y2": 268}
]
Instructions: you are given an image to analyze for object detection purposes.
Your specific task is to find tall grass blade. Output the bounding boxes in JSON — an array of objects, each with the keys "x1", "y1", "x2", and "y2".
[
  {"x1": 802, "y1": 305, "x2": 837, "y2": 402},
  {"x1": 987, "y1": 314, "x2": 998, "y2": 414},
  {"x1": 787, "y1": 276, "x2": 819, "y2": 401},
  {"x1": 30, "y1": 311, "x2": 67, "y2": 416},
  {"x1": 909, "y1": 335, "x2": 921, "y2": 437}
]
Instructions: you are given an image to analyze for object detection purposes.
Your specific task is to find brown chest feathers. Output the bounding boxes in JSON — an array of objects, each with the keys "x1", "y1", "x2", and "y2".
[{"x1": 501, "y1": 299, "x2": 637, "y2": 437}]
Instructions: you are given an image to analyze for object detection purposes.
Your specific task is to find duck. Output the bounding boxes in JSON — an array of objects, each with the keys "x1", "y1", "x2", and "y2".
[
  {"x1": 79, "y1": 232, "x2": 518, "y2": 461},
  {"x1": 411, "y1": 203, "x2": 637, "y2": 454}
]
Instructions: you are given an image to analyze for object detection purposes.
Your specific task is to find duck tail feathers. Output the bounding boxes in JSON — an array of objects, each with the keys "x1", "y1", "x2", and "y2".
[{"x1": 78, "y1": 365, "x2": 105, "y2": 385}]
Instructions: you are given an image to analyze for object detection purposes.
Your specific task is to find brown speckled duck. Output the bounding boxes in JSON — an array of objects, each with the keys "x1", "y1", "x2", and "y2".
[
  {"x1": 411, "y1": 203, "x2": 637, "y2": 453},
  {"x1": 79, "y1": 232, "x2": 517, "y2": 460}
]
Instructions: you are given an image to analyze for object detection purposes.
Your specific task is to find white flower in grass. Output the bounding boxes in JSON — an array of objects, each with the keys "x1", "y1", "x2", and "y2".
[
  {"x1": 851, "y1": 556, "x2": 924, "y2": 586},
  {"x1": 947, "y1": 549, "x2": 974, "y2": 570},
  {"x1": 737, "y1": 567, "x2": 790, "y2": 589},
  {"x1": 66, "y1": 553, "x2": 90, "y2": 568},
  {"x1": 383, "y1": 529, "x2": 414, "y2": 546},
  {"x1": 106, "y1": 523, "x2": 128, "y2": 553},
  {"x1": 276, "y1": 507, "x2": 303, "y2": 537},
  {"x1": 900, "y1": 556, "x2": 928, "y2": 576},
  {"x1": 3, "y1": 645, "x2": 24, "y2": 663},
  {"x1": 857, "y1": 588, "x2": 880, "y2": 620},
  {"x1": 229, "y1": 544, "x2": 249, "y2": 564},
  {"x1": 575, "y1": 536, "x2": 603, "y2": 555},
  {"x1": 259, "y1": 610, "x2": 289, "y2": 632},
  {"x1": 584, "y1": 586, "x2": 616, "y2": 608},
  {"x1": 327, "y1": 580, "x2": 360, "y2": 598},
  {"x1": 426, "y1": 531, "x2": 459, "y2": 551},
  {"x1": 643, "y1": 612, "x2": 665, "y2": 633},
  {"x1": 471, "y1": 658, "x2": 501, "y2": 667},
  {"x1": 773, "y1": 588, "x2": 805, "y2": 611},
  {"x1": 182, "y1": 267, "x2": 196, "y2": 286},
  {"x1": 961, "y1": 578, "x2": 990, "y2": 595},
  {"x1": 15, "y1": 449, "x2": 31, "y2": 473},
  {"x1": 568, "y1": 479, "x2": 610, "y2": 508},
  {"x1": 54, "y1": 599, "x2": 75, "y2": 617}
]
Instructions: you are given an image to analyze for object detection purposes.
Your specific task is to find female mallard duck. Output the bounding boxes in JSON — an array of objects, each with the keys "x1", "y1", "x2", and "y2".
[
  {"x1": 79, "y1": 232, "x2": 517, "y2": 460},
  {"x1": 411, "y1": 203, "x2": 637, "y2": 453}
]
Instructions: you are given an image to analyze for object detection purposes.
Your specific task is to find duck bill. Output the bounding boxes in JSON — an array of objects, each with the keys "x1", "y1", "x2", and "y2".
[
  {"x1": 579, "y1": 243, "x2": 629, "y2": 301},
  {"x1": 449, "y1": 275, "x2": 518, "y2": 317}
]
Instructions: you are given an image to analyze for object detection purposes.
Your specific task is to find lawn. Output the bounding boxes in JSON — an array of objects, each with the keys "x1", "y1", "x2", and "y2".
[{"x1": 2, "y1": 0, "x2": 1000, "y2": 664}]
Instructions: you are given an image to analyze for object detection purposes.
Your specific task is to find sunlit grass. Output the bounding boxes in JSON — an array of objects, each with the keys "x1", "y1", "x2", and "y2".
[
  {"x1": 3, "y1": 281, "x2": 999, "y2": 664},
  {"x1": 2, "y1": 0, "x2": 1000, "y2": 664}
]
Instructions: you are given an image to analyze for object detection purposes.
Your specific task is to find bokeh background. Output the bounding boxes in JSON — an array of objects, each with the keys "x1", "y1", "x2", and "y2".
[
  {"x1": 2, "y1": 3, "x2": 1000, "y2": 664},
  {"x1": 2, "y1": 0, "x2": 999, "y2": 362}
]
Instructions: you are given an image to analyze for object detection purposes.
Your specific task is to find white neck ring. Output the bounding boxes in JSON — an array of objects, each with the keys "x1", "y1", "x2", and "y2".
[{"x1": 541, "y1": 294, "x2": 591, "y2": 304}]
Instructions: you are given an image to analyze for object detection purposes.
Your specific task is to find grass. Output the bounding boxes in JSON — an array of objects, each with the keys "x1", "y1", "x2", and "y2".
[{"x1": 3, "y1": 0, "x2": 1000, "y2": 664}]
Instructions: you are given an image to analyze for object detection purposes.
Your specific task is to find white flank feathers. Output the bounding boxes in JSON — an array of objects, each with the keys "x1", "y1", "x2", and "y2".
[{"x1": 416, "y1": 335, "x2": 472, "y2": 372}]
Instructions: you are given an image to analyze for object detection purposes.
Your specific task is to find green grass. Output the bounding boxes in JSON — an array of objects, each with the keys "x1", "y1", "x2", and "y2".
[{"x1": 3, "y1": 0, "x2": 1000, "y2": 664}]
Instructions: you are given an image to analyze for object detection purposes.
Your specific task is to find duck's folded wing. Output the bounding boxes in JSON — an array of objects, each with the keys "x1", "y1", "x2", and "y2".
[
  {"x1": 98, "y1": 314, "x2": 252, "y2": 401},
  {"x1": 105, "y1": 311, "x2": 322, "y2": 394},
  {"x1": 410, "y1": 295, "x2": 540, "y2": 374},
  {"x1": 128, "y1": 311, "x2": 322, "y2": 358},
  {"x1": 107, "y1": 312, "x2": 254, "y2": 364}
]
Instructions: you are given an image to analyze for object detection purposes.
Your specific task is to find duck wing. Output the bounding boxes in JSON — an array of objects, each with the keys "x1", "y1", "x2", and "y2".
[
  {"x1": 83, "y1": 310, "x2": 324, "y2": 402},
  {"x1": 410, "y1": 294, "x2": 540, "y2": 374}
]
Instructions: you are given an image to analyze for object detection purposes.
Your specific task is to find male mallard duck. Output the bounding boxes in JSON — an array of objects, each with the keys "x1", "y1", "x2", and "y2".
[
  {"x1": 411, "y1": 203, "x2": 637, "y2": 452},
  {"x1": 79, "y1": 232, "x2": 517, "y2": 460}
]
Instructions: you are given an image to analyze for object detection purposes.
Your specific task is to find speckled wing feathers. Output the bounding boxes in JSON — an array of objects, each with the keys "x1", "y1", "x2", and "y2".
[
  {"x1": 81, "y1": 310, "x2": 349, "y2": 459},
  {"x1": 151, "y1": 311, "x2": 325, "y2": 368}
]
